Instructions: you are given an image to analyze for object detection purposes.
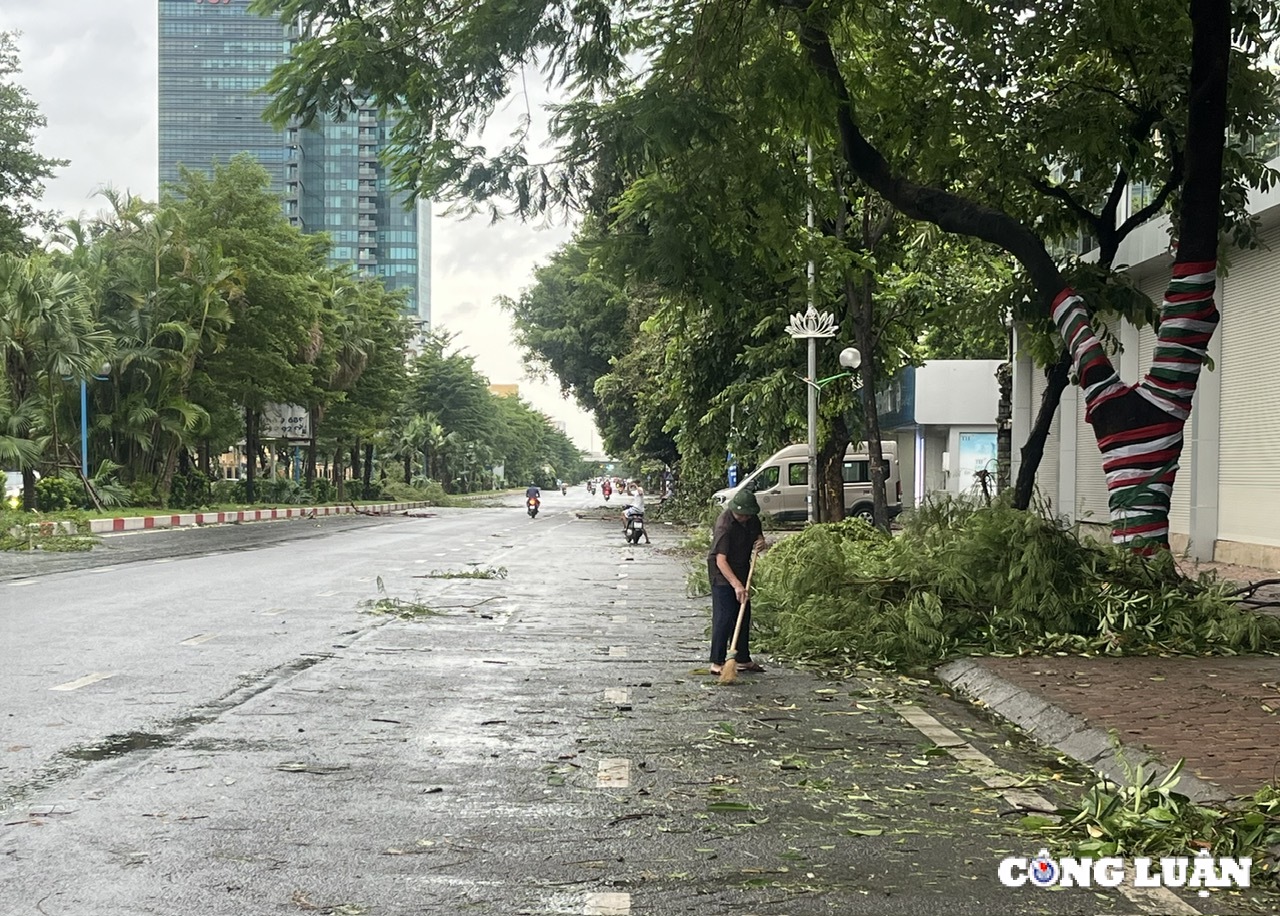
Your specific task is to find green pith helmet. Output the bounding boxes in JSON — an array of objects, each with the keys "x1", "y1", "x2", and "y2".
[{"x1": 727, "y1": 489, "x2": 760, "y2": 516}]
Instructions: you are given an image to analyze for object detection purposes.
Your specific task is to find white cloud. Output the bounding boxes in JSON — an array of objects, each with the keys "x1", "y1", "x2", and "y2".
[{"x1": 1, "y1": 1, "x2": 601, "y2": 451}]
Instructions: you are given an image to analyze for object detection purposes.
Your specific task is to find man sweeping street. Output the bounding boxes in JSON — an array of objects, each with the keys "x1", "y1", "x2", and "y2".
[{"x1": 707, "y1": 489, "x2": 768, "y2": 677}]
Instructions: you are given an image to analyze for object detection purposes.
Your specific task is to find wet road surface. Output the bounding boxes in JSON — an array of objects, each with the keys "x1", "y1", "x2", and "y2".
[{"x1": 0, "y1": 491, "x2": 1212, "y2": 914}]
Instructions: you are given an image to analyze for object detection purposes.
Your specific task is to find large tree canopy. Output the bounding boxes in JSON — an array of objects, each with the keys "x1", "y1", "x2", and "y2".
[{"x1": 256, "y1": 0, "x2": 1278, "y2": 546}]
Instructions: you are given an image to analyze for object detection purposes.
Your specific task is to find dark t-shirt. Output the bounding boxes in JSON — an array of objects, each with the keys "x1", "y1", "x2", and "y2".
[{"x1": 706, "y1": 510, "x2": 763, "y2": 586}]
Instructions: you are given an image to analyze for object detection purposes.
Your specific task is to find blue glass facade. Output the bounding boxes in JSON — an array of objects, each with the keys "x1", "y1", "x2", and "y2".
[{"x1": 157, "y1": 0, "x2": 430, "y2": 325}]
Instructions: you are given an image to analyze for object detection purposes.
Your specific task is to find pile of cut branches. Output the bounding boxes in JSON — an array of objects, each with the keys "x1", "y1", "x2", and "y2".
[{"x1": 749, "y1": 497, "x2": 1280, "y2": 672}]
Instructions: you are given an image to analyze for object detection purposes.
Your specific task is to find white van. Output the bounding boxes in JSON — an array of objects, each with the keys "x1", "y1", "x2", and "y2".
[{"x1": 713, "y1": 442, "x2": 901, "y2": 522}]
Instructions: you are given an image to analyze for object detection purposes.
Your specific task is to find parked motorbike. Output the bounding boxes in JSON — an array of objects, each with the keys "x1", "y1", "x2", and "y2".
[
  {"x1": 527, "y1": 496, "x2": 540, "y2": 518},
  {"x1": 624, "y1": 511, "x2": 646, "y2": 545}
]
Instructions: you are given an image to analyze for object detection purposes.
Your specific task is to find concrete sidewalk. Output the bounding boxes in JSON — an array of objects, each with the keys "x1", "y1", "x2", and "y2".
[{"x1": 937, "y1": 558, "x2": 1280, "y2": 803}]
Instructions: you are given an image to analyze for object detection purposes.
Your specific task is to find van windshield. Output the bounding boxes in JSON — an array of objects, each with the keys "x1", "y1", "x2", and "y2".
[{"x1": 745, "y1": 465, "x2": 779, "y2": 492}]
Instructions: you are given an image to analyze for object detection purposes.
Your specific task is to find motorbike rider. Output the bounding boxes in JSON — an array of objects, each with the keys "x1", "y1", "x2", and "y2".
[
  {"x1": 601, "y1": 479, "x2": 612, "y2": 501},
  {"x1": 622, "y1": 486, "x2": 649, "y2": 543},
  {"x1": 525, "y1": 482, "x2": 541, "y2": 509}
]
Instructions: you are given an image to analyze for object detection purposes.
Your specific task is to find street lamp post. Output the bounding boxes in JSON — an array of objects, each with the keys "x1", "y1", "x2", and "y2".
[
  {"x1": 786, "y1": 305, "x2": 838, "y2": 524},
  {"x1": 79, "y1": 364, "x2": 111, "y2": 479}
]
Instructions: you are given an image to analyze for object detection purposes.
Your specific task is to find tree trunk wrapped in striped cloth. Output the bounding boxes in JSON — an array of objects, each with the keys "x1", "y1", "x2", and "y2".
[{"x1": 1051, "y1": 260, "x2": 1219, "y2": 554}]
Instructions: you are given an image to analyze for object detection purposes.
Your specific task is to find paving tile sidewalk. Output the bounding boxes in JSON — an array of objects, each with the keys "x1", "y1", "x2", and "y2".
[
  {"x1": 942, "y1": 654, "x2": 1280, "y2": 799},
  {"x1": 939, "y1": 558, "x2": 1280, "y2": 802}
]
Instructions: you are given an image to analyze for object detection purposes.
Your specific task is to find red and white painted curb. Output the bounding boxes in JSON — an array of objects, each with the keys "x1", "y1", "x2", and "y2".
[{"x1": 87, "y1": 502, "x2": 431, "y2": 535}]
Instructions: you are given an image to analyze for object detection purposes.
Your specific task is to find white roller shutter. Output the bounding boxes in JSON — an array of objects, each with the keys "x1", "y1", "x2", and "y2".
[
  {"x1": 1217, "y1": 226, "x2": 1280, "y2": 546},
  {"x1": 1029, "y1": 366, "x2": 1060, "y2": 511},
  {"x1": 1134, "y1": 273, "x2": 1191, "y2": 535},
  {"x1": 1074, "y1": 314, "x2": 1112, "y2": 523}
]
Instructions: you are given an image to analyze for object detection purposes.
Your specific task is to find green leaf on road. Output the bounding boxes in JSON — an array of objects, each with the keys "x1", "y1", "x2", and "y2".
[{"x1": 707, "y1": 801, "x2": 756, "y2": 812}]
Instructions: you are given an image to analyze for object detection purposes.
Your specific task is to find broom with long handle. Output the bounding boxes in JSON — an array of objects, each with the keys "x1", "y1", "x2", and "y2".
[{"x1": 718, "y1": 546, "x2": 760, "y2": 685}]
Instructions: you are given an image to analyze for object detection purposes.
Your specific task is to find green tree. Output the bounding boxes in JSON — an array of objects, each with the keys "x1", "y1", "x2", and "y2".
[
  {"x1": 0, "y1": 33, "x2": 66, "y2": 253},
  {"x1": 256, "y1": 0, "x2": 1276, "y2": 549},
  {"x1": 781, "y1": 0, "x2": 1257, "y2": 550},
  {"x1": 0, "y1": 249, "x2": 111, "y2": 505},
  {"x1": 171, "y1": 155, "x2": 329, "y2": 502},
  {"x1": 71, "y1": 191, "x2": 242, "y2": 503},
  {"x1": 315, "y1": 272, "x2": 412, "y2": 496},
  {"x1": 409, "y1": 332, "x2": 496, "y2": 493}
]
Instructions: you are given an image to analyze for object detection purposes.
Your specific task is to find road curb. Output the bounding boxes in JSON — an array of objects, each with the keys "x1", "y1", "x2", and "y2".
[
  {"x1": 86, "y1": 502, "x2": 432, "y2": 535},
  {"x1": 936, "y1": 658, "x2": 1230, "y2": 803}
]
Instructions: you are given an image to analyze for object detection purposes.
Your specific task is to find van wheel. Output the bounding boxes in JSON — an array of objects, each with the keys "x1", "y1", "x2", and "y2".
[{"x1": 851, "y1": 505, "x2": 874, "y2": 523}]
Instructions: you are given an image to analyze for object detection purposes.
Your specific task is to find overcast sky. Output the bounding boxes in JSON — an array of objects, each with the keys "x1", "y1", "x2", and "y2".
[{"x1": 1, "y1": 1, "x2": 599, "y2": 451}]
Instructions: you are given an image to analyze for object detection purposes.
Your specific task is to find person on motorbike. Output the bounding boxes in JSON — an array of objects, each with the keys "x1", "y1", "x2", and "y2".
[
  {"x1": 601, "y1": 479, "x2": 612, "y2": 501},
  {"x1": 622, "y1": 487, "x2": 649, "y2": 543},
  {"x1": 525, "y1": 482, "x2": 541, "y2": 500}
]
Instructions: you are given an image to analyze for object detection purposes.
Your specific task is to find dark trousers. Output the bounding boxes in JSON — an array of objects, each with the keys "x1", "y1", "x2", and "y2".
[{"x1": 710, "y1": 583, "x2": 751, "y2": 664}]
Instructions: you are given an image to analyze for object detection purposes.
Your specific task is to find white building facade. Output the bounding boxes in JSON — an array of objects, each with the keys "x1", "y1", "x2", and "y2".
[{"x1": 878, "y1": 360, "x2": 1004, "y2": 509}]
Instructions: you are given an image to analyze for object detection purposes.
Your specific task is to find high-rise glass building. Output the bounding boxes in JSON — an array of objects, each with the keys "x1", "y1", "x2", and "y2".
[{"x1": 158, "y1": 0, "x2": 431, "y2": 326}]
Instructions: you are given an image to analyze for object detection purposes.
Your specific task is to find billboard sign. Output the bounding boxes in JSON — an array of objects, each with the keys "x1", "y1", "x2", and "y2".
[{"x1": 261, "y1": 403, "x2": 311, "y2": 440}]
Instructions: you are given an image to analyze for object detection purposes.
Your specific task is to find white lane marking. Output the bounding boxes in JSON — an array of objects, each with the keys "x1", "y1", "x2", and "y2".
[
  {"x1": 90, "y1": 566, "x2": 118, "y2": 574},
  {"x1": 596, "y1": 758, "x2": 630, "y2": 788},
  {"x1": 584, "y1": 892, "x2": 630, "y2": 915},
  {"x1": 7, "y1": 580, "x2": 36, "y2": 587},
  {"x1": 180, "y1": 633, "x2": 217, "y2": 646},
  {"x1": 315, "y1": 590, "x2": 337, "y2": 598},
  {"x1": 434, "y1": 552, "x2": 447, "y2": 557},
  {"x1": 604, "y1": 689, "x2": 629, "y2": 704},
  {"x1": 615, "y1": 600, "x2": 627, "y2": 606},
  {"x1": 151, "y1": 558, "x2": 173, "y2": 564},
  {"x1": 616, "y1": 584, "x2": 628, "y2": 591},
  {"x1": 262, "y1": 607, "x2": 286, "y2": 616},
  {"x1": 616, "y1": 572, "x2": 629, "y2": 579},
  {"x1": 50, "y1": 672, "x2": 114, "y2": 692},
  {"x1": 611, "y1": 615, "x2": 627, "y2": 623},
  {"x1": 893, "y1": 702, "x2": 1198, "y2": 915},
  {"x1": 608, "y1": 646, "x2": 628, "y2": 658}
]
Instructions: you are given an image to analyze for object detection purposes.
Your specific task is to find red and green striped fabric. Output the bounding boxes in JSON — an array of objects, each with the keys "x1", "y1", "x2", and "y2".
[{"x1": 1050, "y1": 261, "x2": 1219, "y2": 553}]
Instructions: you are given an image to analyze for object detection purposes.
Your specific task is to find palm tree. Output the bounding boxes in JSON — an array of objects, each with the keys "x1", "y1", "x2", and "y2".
[
  {"x1": 0, "y1": 249, "x2": 112, "y2": 506},
  {"x1": 87, "y1": 194, "x2": 239, "y2": 503}
]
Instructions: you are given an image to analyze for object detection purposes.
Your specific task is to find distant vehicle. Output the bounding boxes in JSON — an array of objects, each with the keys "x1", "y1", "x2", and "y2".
[
  {"x1": 712, "y1": 442, "x2": 901, "y2": 522},
  {"x1": 623, "y1": 510, "x2": 646, "y2": 545}
]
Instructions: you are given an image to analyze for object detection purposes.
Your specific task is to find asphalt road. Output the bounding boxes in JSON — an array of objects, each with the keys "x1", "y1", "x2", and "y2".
[{"x1": 0, "y1": 489, "x2": 1215, "y2": 915}]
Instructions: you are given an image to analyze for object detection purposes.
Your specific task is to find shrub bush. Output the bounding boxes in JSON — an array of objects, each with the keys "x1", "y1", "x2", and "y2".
[
  {"x1": 128, "y1": 478, "x2": 160, "y2": 508},
  {"x1": 210, "y1": 478, "x2": 246, "y2": 505},
  {"x1": 263, "y1": 476, "x2": 303, "y2": 504},
  {"x1": 308, "y1": 477, "x2": 335, "y2": 504},
  {"x1": 35, "y1": 475, "x2": 83, "y2": 512},
  {"x1": 169, "y1": 470, "x2": 211, "y2": 510}
]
